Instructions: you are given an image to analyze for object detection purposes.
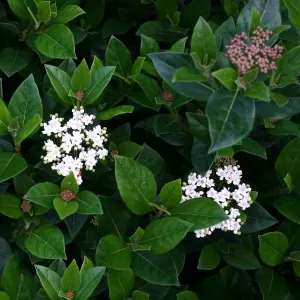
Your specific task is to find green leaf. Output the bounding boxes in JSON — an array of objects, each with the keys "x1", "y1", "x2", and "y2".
[
  {"x1": 191, "y1": 17, "x2": 216, "y2": 64},
  {"x1": 49, "y1": 259, "x2": 66, "y2": 277},
  {"x1": 115, "y1": 156, "x2": 157, "y2": 215},
  {"x1": 284, "y1": 173, "x2": 293, "y2": 193},
  {"x1": 243, "y1": 82, "x2": 270, "y2": 102},
  {"x1": 25, "y1": 224, "x2": 66, "y2": 259},
  {"x1": 35, "y1": 265, "x2": 62, "y2": 300},
  {"x1": 222, "y1": 243, "x2": 260, "y2": 270},
  {"x1": 289, "y1": 251, "x2": 300, "y2": 277},
  {"x1": 177, "y1": 291, "x2": 199, "y2": 300},
  {"x1": 108, "y1": 268, "x2": 135, "y2": 300},
  {"x1": 38, "y1": 1, "x2": 51, "y2": 22},
  {"x1": 284, "y1": 0, "x2": 300, "y2": 30},
  {"x1": 156, "y1": 0, "x2": 177, "y2": 17},
  {"x1": 54, "y1": 197, "x2": 78, "y2": 219},
  {"x1": 80, "y1": 256, "x2": 94, "y2": 273},
  {"x1": 90, "y1": 56, "x2": 104, "y2": 74},
  {"x1": 45, "y1": 64, "x2": 73, "y2": 106},
  {"x1": 212, "y1": 68, "x2": 238, "y2": 91},
  {"x1": 84, "y1": 66, "x2": 115, "y2": 105},
  {"x1": 52, "y1": 4, "x2": 85, "y2": 24},
  {"x1": 250, "y1": 8, "x2": 261, "y2": 34},
  {"x1": 36, "y1": 24, "x2": 76, "y2": 59},
  {"x1": 8, "y1": 75, "x2": 43, "y2": 127},
  {"x1": 270, "y1": 92, "x2": 289, "y2": 107},
  {"x1": 16, "y1": 114, "x2": 42, "y2": 144},
  {"x1": 0, "y1": 194, "x2": 22, "y2": 219},
  {"x1": 2, "y1": 253, "x2": 34, "y2": 300},
  {"x1": 160, "y1": 179, "x2": 182, "y2": 208},
  {"x1": 65, "y1": 214, "x2": 88, "y2": 239},
  {"x1": 243, "y1": 68, "x2": 258, "y2": 84},
  {"x1": 97, "y1": 105, "x2": 134, "y2": 120},
  {"x1": 170, "y1": 37, "x2": 187, "y2": 53},
  {"x1": 170, "y1": 198, "x2": 228, "y2": 230},
  {"x1": 234, "y1": 137, "x2": 267, "y2": 159},
  {"x1": 198, "y1": 244, "x2": 221, "y2": 270},
  {"x1": 96, "y1": 234, "x2": 132, "y2": 270},
  {"x1": 140, "y1": 217, "x2": 192, "y2": 254},
  {"x1": 75, "y1": 191, "x2": 102, "y2": 215},
  {"x1": 255, "y1": 267, "x2": 291, "y2": 300},
  {"x1": 0, "y1": 47, "x2": 32, "y2": 77},
  {"x1": 275, "y1": 138, "x2": 300, "y2": 183},
  {"x1": 0, "y1": 292, "x2": 10, "y2": 300},
  {"x1": 118, "y1": 142, "x2": 143, "y2": 159},
  {"x1": 172, "y1": 67, "x2": 206, "y2": 83},
  {"x1": 61, "y1": 172, "x2": 78, "y2": 193},
  {"x1": 258, "y1": 232, "x2": 288, "y2": 267},
  {"x1": 132, "y1": 57, "x2": 146, "y2": 76},
  {"x1": 269, "y1": 120, "x2": 300, "y2": 137},
  {"x1": 24, "y1": 182, "x2": 61, "y2": 208},
  {"x1": 140, "y1": 35, "x2": 160, "y2": 57},
  {"x1": 149, "y1": 52, "x2": 213, "y2": 102},
  {"x1": 241, "y1": 202, "x2": 277, "y2": 234},
  {"x1": 62, "y1": 259, "x2": 81, "y2": 292},
  {"x1": 71, "y1": 59, "x2": 91, "y2": 91},
  {"x1": 106, "y1": 36, "x2": 132, "y2": 77},
  {"x1": 206, "y1": 91, "x2": 255, "y2": 153},
  {"x1": 0, "y1": 99, "x2": 11, "y2": 135},
  {"x1": 133, "y1": 290, "x2": 150, "y2": 300},
  {"x1": 132, "y1": 251, "x2": 179, "y2": 286},
  {"x1": 75, "y1": 267, "x2": 105, "y2": 300},
  {"x1": 8, "y1": 0, "x2": 36, "y2": 20},
  {"x1": 275, "y1": 194, "x2": 300, "y2": 224},
  {"x1": 131, "y1": 74, "x2": 161, "y2": 110},
  {"x1": 0, "y1": 152, "x2": 27, "y2": 183}
]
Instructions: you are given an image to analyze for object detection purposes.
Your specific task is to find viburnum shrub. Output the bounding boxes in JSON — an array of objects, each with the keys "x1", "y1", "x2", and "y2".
[{"x1": 2, "y1": 0, "x2": 300, "y2": 299}]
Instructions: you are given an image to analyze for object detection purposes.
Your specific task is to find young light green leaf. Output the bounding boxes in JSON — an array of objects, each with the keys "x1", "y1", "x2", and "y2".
[
  {"x1": 75, "y1": 191, "x2": 102, "y2": 214},
  {"x1": 243, "y1": 82, "x2": 270, "y2": 102},
  {"x1": 250, "y1": 8, "x2": 261, "y2": 34},
  {"x1": 258, "y1": 232, "x2": 288, "y2": 267},
  {"x1": 172, "y1": 67, "x2": 206, "y2": 83},
  {"x1": 140, "y1": 35, "x2": 160, "y2": 57},
  {"x1": 84, "y1": 66, "x2": 115, "y2": 105},
  {"x1": 54, "y1": 197, "x2": 78, "y2": 219},
  {"x1": 0, "y1": 99, "x2": 11, "y2": 131},
  {"x1": 0, "y1": 152, "x2": 27, "y2": 183},
  {"x1": 45, "y1": 64, "x2": 73, "y2": 106},
  {"x1": 170, "y1": 198, "x2": 228, "y2": 230},
  {"x1": 26, "y1": 225, "x2": 66, "y2": 259},
  {"x1": 16, "y1": 114, "x2": 42, "y2": 144},
  {"x1": 80, "y1": 256, "x2": 94, "y2": 274},
  {"x1": 0, "y1": 292, "x2": 10, "y2": 300},
  {"x1": 108, "y1": 268, "x2": 135, "y2": 300},
  {"x1": 8, "y1": 74, "x2": 43, "y2": 127},
  {"x1": 170, "y1": 37, "x2": 187, "y2": 53},
  {"x1": 97, "y1": 105, "x2": 134, "y2": 120},
  {"x1": 35, "y1": 265, "x2": 62, "y2": 300},
  {"x1": 206, "y1": 91, "x2": 255, "y2": 153},
  {"x1": 242, "y1": 68, "x2": 258, "y2": 84},
  {"x1": 8, "y1": 0, "x2": 36, "y2": 20},
  {"x1": 24, "y1": 182, "x2": 61, "y2": 208},
  {"x1": 198, "y1": 244, "x2": 221, "y2": 270},
  {"x1": 71, "y1": 59, "x2": 91, "y2": 91},
  {"x1": 106, "y1": 36, "x2": 132, "y2": 77},
  {"x1": 96, "y1": 234, "x2": 132, "y2": 270},
  {"x1": 160, "y1": 179, "x2": 182, "y2": 208},
  {"x1": 140, "y1": 217, "x2": 192, "y2": 254},
  {"x1": 191, "y1": 17, "x2": 216, "y2": 64},
  {"x1": 0, "y1": 194, "x2": 22, "y2": 219},
  {"x1": 0, "y1": 47, "x2": 32, "y2": 77},
  {"x1": 212, "y1": 68, "x2": 238, "y2": 91},
  {"x1": 132, "y1": 57, "x2": 146, "y2": 75},
  {"x1": 62, "y1": 259, "x2": 81, "y2": 292},
  {"x1": 36, "y1": 24, "x2": 76, "y2": 59},
  {"x1": 75, "y1": 267, "x2": 106, "y2": 300},
  {"x1": 133, "y1": 290, "x2": 150, "y2": 300},
  {"x1": 177, "y1": 291, "x2": 199, "y2": 300},
  {"x1": 90, "y1": 56, "x2": 104, "y2": 74},
  {"x1": 61, "y1": 172, "x2": 79, "y2": 193},
  {"x1": 38, "y1": 1, "x2": 51, "y2": 22},
  {"x1": 52, "y1": 4, "x2": 85, "y2": 24},
  {"x1": 270, "y1": 92, "x2": 289, "y2": 107},
  {"x1": 115, "y1": 156, "x2": 157, "y2": 215}
]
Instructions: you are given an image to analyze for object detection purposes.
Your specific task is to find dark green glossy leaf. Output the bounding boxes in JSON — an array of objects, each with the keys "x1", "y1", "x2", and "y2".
[
  {"x1": 62, "y1": 259, "x2": 81, "y2": 291},
  {"x1": 97, "y1": 105, "x2": 134, "y2": 120},
  {"x1": 160, "y1": 179, "x2": 182, "y2": 208},
  {"x1": 0, "y1": 194, "x2": 22, "y2": 219},
  {"x1": 198, "y1": 244, "x2": 221, "y2": 270},
  {"x1": 75, "y1": 191, "x2": 102, "y2": 215}
]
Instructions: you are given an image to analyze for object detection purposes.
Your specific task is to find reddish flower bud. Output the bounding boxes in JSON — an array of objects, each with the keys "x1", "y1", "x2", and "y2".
[
  {"x1": 61, "y1": 190, "x2": 76, "y2": 202},
  {"x1": 161, "y1": 91, "x2": 173, "y2": 102},
  {"x1": 111, "y1": 150, "x2": 119, "y2": 158},
  {"x1": 76, "y1": 91, "x2": 84, "y2": 100},
  {"x1": 66, "y1": 291, "x2": 75, "y2": 300},
  {"x1": 21, "y1": 200, "x2": 32, "y2": 213}
]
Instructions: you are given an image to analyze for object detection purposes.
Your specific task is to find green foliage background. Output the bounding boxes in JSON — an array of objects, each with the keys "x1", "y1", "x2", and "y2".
[{"x1": 1, "y1": 0, "x2": 300, "y2": 299}]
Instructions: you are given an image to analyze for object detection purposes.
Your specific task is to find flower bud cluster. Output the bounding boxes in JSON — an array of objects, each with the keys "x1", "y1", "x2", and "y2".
[
  {"x1": 226, "y1": 26, "x2": 284, "y2": 75},
  {"x1": 182, "y1": 163, "x2": 252, "y2": 238},
  {"x1": 41, "y1": 107, "x2": 108, "y2": 185}
]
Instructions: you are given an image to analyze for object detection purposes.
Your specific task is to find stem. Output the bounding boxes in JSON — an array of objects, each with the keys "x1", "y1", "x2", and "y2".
[
  {"x1": 168, "y1": 107, "x2": 192, "y2": 135},
  {"x1": 27, "y1": 7, "x2": 40, "y2": 29},
  {"x1": 150, "y1": 203, "x2": 171, "y2": 216}
]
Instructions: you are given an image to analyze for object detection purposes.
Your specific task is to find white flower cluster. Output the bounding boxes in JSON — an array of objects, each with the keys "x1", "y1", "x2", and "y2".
[
  {"x1": 41, "y1": 107, "x2": 108, "y2": 185},
  {"x1": 182, "y1": 164, "x2": 252, "y2": 238}
]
